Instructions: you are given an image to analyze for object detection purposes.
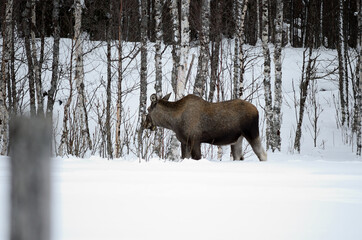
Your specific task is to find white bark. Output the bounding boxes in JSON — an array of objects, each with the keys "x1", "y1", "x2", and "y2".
[
  {"x1": 0, "y1": 0, "x2": 12, "y2": 154},
  {"x1": 338, "y1": 0, "x2": 346, "y2": 125},
  {"x1": 170, "y1": 0, "x2": 180, "y2": 94},
  {"x1": 73, "y1": 0, "x2": 92, "y2": 156},
  {"x1": 272, "y1": 0, "x2": 283, "y2": 151},
  {"x1": 168, "y1": 0, "x2": 190, "y2": 161},
  {"x1": 176, "y1": 0, "x2": 190, "y2": 99},
  {"x1": 115, "y1": 0, "x2": 123, "y2": 158},
  {"x1": 46, "y1": 0, "x2": 60, "y2": 119},
  {"x1": 137, "y1": 0, "x2": 148, "y2": 159},
  {"x1": 262, "y1": 0, "x2": 272, "y2": 150},
  {"x1": 154, "y1": 0, "x2": 164, "y2": 158},
  {"x1": 357, "y1": 1, "x2": 362, "y2": 155},
  {"x1": 30, "y1": 0, "x2": 44, "y2": 116},
  {"x1": 194, "y1": 0, "x2": 210, "y2": 97}
]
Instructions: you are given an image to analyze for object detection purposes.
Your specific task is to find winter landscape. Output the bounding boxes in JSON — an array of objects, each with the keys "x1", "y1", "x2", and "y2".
[{"x1": 1, "y1": 0, "x2": 362, "y2": 240}]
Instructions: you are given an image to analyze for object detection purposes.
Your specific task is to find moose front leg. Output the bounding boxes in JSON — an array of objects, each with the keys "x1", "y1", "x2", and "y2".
[
  {"x1": 181, "y1": 143, "x2": 191, "y2": 159},
  {"x1": 190, "y1": 141, "x2": 202, "y2": 160}
]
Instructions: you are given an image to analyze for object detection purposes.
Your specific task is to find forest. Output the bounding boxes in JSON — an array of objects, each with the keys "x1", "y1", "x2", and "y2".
[{"x1": 0, "y1": 0, "x2": 361, "y2": 159}]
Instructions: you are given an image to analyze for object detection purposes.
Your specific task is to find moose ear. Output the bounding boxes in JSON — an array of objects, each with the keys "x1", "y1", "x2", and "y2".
[
  {"x1": 162, "y1": 93, "x2": 171, "y2": 101},
  {"x1": 150, "y1": 94, "x2": 158, "y2": 103}
]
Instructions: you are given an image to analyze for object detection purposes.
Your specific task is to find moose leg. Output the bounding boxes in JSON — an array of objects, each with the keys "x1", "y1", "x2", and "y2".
[
  {"x1": 231, "y1": 136, "x2": 244, "y2": 160},
  {"x1": 190, "y1": 141, "x2": 202, "y2": 160},
  {"x1": 181, "y1": 143, "x2": 191, "y2": 159},
  {"x1": 248, "y1": 136, "x2": 267, "y2": 161}
]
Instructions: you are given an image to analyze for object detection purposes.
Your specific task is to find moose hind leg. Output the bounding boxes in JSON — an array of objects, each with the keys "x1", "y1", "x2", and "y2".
[
  {"x1": 181, "y1": 143, "x2": 191, "y2": 159},
  {"x1": 249, "y1": 136, "x2": 267, "y2": 161},
  {"x1": 231, "y1": 136, "x2": 244, "y2": 160}
]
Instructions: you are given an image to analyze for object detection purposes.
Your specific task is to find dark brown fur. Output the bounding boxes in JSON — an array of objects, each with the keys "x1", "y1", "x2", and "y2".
[{"x1": 144, "y1": 94, "x2": 267, "y2": 161}]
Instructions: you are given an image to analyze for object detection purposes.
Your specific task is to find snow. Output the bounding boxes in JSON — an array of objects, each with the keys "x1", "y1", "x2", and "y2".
[
  {"x1": 0, "y1": 38, "x2": 361, "y2": 239},
  {"x1": 1, "y1": 156, "x2": 362, "y2": 240}
]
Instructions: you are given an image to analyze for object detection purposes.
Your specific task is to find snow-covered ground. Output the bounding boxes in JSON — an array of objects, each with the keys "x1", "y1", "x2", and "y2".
[
  {"x1": 0, "y1": 39, "x2": 361, "y2": 239},
  {"x1": 1, "y1": 155, "x2": 362, "y2": 240}
]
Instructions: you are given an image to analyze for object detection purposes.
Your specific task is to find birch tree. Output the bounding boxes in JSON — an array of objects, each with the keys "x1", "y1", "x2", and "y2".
[
  {"x1": 154, "y1": 0, "x2": 164, "y2": 158},
  {"x1": 272, "y1": 0, "x2": 283, "y2": 151},
  {"x1": 208, "y1": 0, "x2": 223, "y2": 102},
  {"x1": 233, "y1": 0, "x2": 248, "y2": 99},
  {"x1": 73, "y1": 0, "x2": 92, "y2": 156},
  {"x1": 337, "y1": 0, "x2": 347, "y2": 125},
  {"x1": 170, "y1": 0, "x2": 180, "y2": 94},
  {"x1": 22, "y1": 0, "x2": 36, "y2": 116},
  {"x1": 0, "y1": 0, "x2": 13, "y2": 154},
  {"x1": 137, "y1": 0, "x2": 148, "y2": 159},
  {"x1": 262, "y1": 0, "x2": 273, "y2": 149},
  {"x1": 168, "y1": 0, "x2": 190, "y2": 161},
  {"x1": 30, "y1": 0, "x2": 44, "y2": 116},
  {"x1": 355, "y1": 0, "x2": 362, "y2": 155},
  {"x1": 194, "y1": 0, "x2": 210, "y2": 97},
  {"x1": 176, "y1": 0, "x2": 190, "y2": 99},
  {"x1": 106, "y1": 0, "x2": 113, "y2": 159},
  {"x1": 46, "y1": 0, "x2": 60, "y2": 120},
  {"x1": 115, "y1": 0, "x2": 123, "y2": 158}
]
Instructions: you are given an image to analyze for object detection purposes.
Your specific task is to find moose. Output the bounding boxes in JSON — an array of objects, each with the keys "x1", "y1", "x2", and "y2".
[{"x1": 143, "y1": 93, "x2": 267, "y2": 161}]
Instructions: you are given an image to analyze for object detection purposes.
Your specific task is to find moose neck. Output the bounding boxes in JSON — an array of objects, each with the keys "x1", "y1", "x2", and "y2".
[{"x1": 153, "y1": 101, "x2": 180, "y2": 130}]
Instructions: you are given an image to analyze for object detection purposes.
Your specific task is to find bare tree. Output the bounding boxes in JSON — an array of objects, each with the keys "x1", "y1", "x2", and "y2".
[
  {"x1": 294, "y1": 47, "x2": 317, "y2": 153},
  {"x1": 30, "y1": 0, "x2": 45, "y2": 117},
  {"x1": 261, "y1": 0, "x2": 273, "y2": 149},
  {"x1": 194, "y1": 0, "x2": 210, "y2": 97},
  {"x1": 0, "y1": 0, "x2": 13, "y2": 155},
  {"x1": 46, "y1": 0, "x2": 60, "y2": 120},
  {"x1": 337, "y1": 0, "x2": 347, "y2": 125},
  {"x1": 176, "y1": 0, "x2": 190, "y2": 99},
  {"x1": 73, "y1": 0, "x2": 92, "y2": 155},
  {"x1": 170, "y1": 0, "x2": 180, "y2": 94},
  {"x1": 22, "y1": 0, "x2": 36, "y2": 116},
  {"x1": 106, "y1": 0, "x2": 114, "y2": 159},
  {"x1": 154, "y1": 0, "x2": 164, "y2": 158},
  {"x1": 272, "y1": 0, "x2": 283, "y2": 151},
  {"x1": 355, "y1": 0, "x2": 362, "y2": 155},
  {"x1": 137, "y1": 0, "x2": 148, "y2": 159},
  {"x1": 167, "y1": 0, "x2": 191, "y2": 161},
  {"x1": 208, "y1": 0, "x2": 223, "y2": 102},
  {"x1": 115, "y1": 0, "x2": 123, "y2": 158}
]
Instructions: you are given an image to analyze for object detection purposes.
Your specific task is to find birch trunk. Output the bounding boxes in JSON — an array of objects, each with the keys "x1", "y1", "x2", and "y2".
[
  {"x1": 238, "y1": 0, "x2": 248, "y2": 98},
  {"x1": 262, "y1": 0, "x2": 273, "y2": 149},
  {"x1": 194, "y1": 0, "x2": 210, "y2": 97},
  {"x1": 208, "y1": 0, "x2": 222, "y2": 102},
  {"x1": 0, "y1": 0, "x2": 12, "y2": 155},
  {"x1": 337, "y1": 0, "x2": 346, "y2": 125},
  {"x1": 58, "y1": 40, "x2": 74, "y2": 156},
  {"x1": 30, "y1": 0, "x2": 44, "y2": 116},
  {"x1": 176, "y1": 0, "x2": 190, "y2": 99},
  {"x1": 137, "y1": 0, "x2": 148, "y2": 159},
  {"x1": 356, "y1": 0, "x2": 362, "y2": 155},
  {"x1": 168, "y1": 0, "x2": 190, "y2": 161},
  {"x1": 115, "y1": 0, "x2": 123, "y2": 158},
  {"x1": 106, "y1": 1, "x2": 113, "y2": 159},
  {"x1": 294, "y1": 47, "x2": 316, "y2": 153},
  {"x1": 46, "y1": 0, "x2": 60, "y2": 120},
  {"x1": 272, "y1": 0, "x2": 283, "y2": 151},
  {"x1": 73, "y1": 0, "x2": 92, "y2": 156},
  {"x1": 170, "y1": 0, "x2": 180, "y2": 94},
  {"x1": 233, "y1": 0, "x2": 241, "y2": 99},
  {"x1": 22, "y1": 0, "x2": 36, "y2": 116},
  {"x1": 154, "y1": 0, "x2": 163, "y2": 158}
]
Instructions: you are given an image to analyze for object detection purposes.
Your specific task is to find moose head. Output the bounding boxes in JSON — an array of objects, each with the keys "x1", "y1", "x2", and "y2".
[{"x1": 143, "y1": 93, "x2": 171, "y2": 131}]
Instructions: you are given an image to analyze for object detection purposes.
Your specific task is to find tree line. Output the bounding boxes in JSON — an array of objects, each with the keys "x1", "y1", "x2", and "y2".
[
  {"x1": 0, "y1": 0, "x2": 361, "y2": 159},
  {"x1": 0, "y1": 0, "x2": 359, "y2": 47}
]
